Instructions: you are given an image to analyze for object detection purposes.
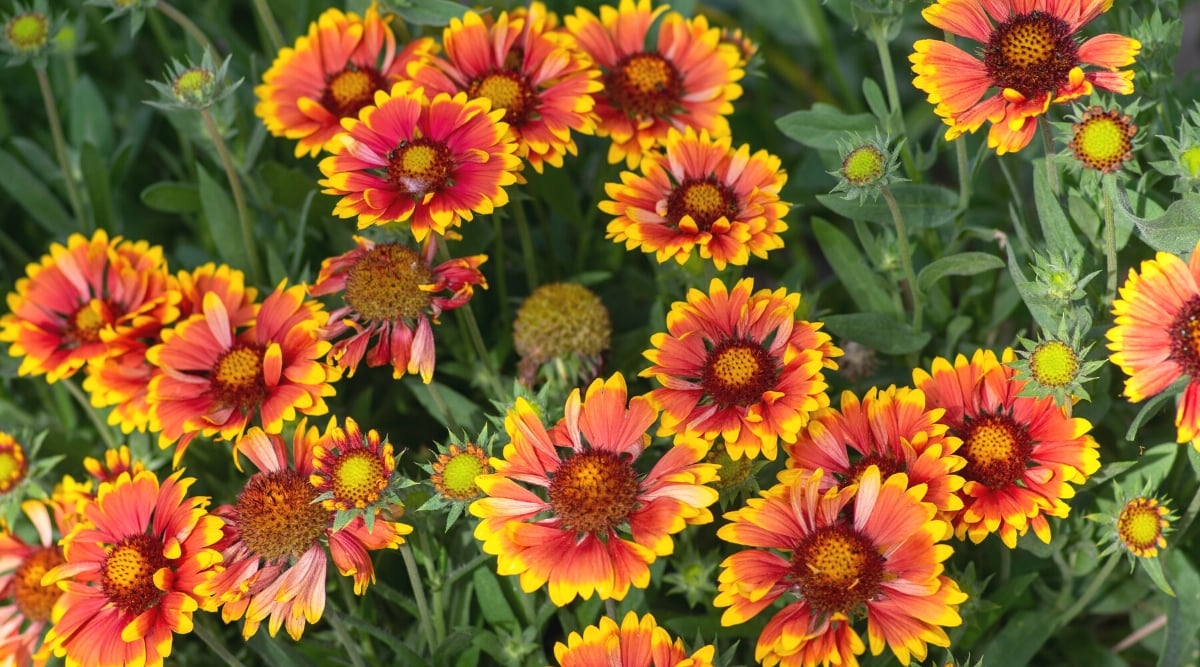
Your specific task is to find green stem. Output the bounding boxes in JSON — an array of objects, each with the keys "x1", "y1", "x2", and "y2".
[
  {"x1": 252, "y1": 0, "x2": 286, "y2": 53},
  {"x1": 156, "y1": 1, "x2": 216, "y2": 54},
  {"x1": 200, "y1": 107, "x2": 264, "y2": 285},
  {"x1": 400, "y1": 544, "x2": 438, "y2": 651},
  {"x1": 444, "y1": 552, "x2": 492, "y2": 589},
  {"x1": 326, "y1": 608, "x2": 368, "y2": 667},
  {"x1": 193, "y1": 616, "x2": 248, "y2": 667},
  {"x1": 36, "y1": 68, "x2": 86, "y2": 227},
  {"x1": 880, "y1": 185, "x2": 922, "y2": 333},
  {"x1": 955, "y1": 135, "x2": 971, "y2": 211},
  {"x1": 1102, "y1": 175, "x2": 1118, "y2": 307},
  {"x1": 1057, "y1": 552, "x2": 1121, "y2": 629},
  {"x1": 429, "y1": 574, "x2": 448, "y2": 645},
  {"x1": 437, "y1": 244, "x2": 506, "y2": 398},
  {"x1": 61, "y1": 379, "x2": 118, "y2": 452},
  {"x1": 1040, "y1": 120, "x2": 1060, "y2": 196},
  {"x1": 870, "y1": 24, "x2": 919, "y2": 181},
  {"x1": 512, "y1": 201, "x2": 540, "y2": 289},
  {"x1": 422, "y1": 380, "x2": 460, "y2": 433}
]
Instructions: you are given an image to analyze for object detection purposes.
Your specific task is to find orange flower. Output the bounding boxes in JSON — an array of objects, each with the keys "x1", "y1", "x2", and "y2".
[
  {"x1": 0, "y1": 500, "x2": 75, "y2": 667},
  {"x1": 784, "y1": 386, "x2": 966, "y2": 522},
  {"x1": 601, "y1": 127, "x2": 789, "y2": 270},
  {"x1": 913, "y1": 348, "x2": 1101, "y2": 548},
  {"x1": 565, "y1": 0, "x2": 743, "y2": 167},
  {"x1": 0, "y1": 230, "x2": 173, "y2": 383},
  {"x1": 642, "y1": 278, "x2": 841, "y2": 461},
  {"x1": 1107, "y1": 240, "x2": 1200, "y2": 448},
  {"x1": 310, "y1": 416, "x2": 397, "y2": 512},
  {"x1": 0, "y1": 431, "x2": 27, "y2": 495},
  {"x1": 408, "y1": 3, "x2": 601, "y2": 173},
  {"x1": 146, "y1": 281, "x2": 339, "y2": 464},
  {"x1": 553, "y1": 611, "x2": 716, "y2": 667},
  {"x1": 255, "y1": 2, "x2": 434, "y2": 158},
  {"x1": 910, "y1": 0, "x2": 1140, "y2": 154},
  {"x1": 470, "y1": 374, "x2": 719, "y2": 606},
  {"x1": 40, "y1": 470, "x2": 223, "y2": 667},
  {"x1": 309, "y1": 235, "x2": 486, "y2": 381},
  {"x1": 198, "y1": 423, "x2": 410, "y2": 639},
  {"x1": 318, "y1": 81, "x2": 522, "y2": 241},
  {"x1": 716, "y1": 468, "x2": 967, "y2": 667}
]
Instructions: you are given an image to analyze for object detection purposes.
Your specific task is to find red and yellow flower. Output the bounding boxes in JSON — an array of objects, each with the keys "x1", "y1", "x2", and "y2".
[
  {"x1": 910, "y1": 0, "x2": 1141, "y2": 154},
  {"x1": 784, "y1": 385, "x2": 966, "y2": 521},
  {"x1": 0, "y1": 498, "x2": 78, "y2": 667},
  {"x1": 147, "y1": 281, "x2": 338, "y2": 464},
  {"x1": 407, "y1": 3, "x2": 601, "y2": 173},
  {"x1": 310, "y1": 416, "x2": 396, "y2": 512},
  {"x1": 716, "y1": 467, "x2": 967, "y2": 667},
  {"x1": 913, "y1": 348, "x2": 1101, "y2": 547},
  {"x1": 642, "y1": 278, "x2": 841, "y2": 461},
  {"x1": 318, "y1": 81, "x2": 522, "y2": 241},
  {"x1": 309, "y1": 235, "x2": 486, "y2": 382},
  {"x1": 255, "y1": 2, "x2": 434, "y2": 158},
  {"x1": 40, "y1": 470, "x2": 223, "y2": 667},
  {"x1": 601, "y1": 127, "x2": 789, "y2": 270},
  {"x1": 198, "y1": 423, "x2": 410, "y2": 639},
  {"x1": 1108, "y1": 240, "x2": 1200, "y2": 448},
  {"x1": 470, "y1": 373, "x2": 719, "y2": 606},
  {"x1": 0, "y1": 431, "x2": 27, "y2": 495},
  {"x1": 553, "y1": 611, "x2": 716, "y2": 667},
  {"x1": 565, "y1": 0, "x2": 744, "y2": 167},
  {"x1": 0, "y1": 230, "x2": 173, "y2": 383}
]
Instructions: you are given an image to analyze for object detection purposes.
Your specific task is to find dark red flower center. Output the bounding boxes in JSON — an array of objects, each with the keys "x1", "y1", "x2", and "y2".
[
  {"x1": 344, "y1": 243, "x2": 434, "y2": 322},
  {"x1": 667, "y1": 179, "x2": 739, "y2": 232},
  {"x1": 983, "y1": 11, "x2": 1078, "y2": 100},
  {"x1": 387, "y1": 138, "x2": 454, "y2": 198},
  {"x1": 605, "y1": 52, "x2": 682, "y2": 119},
  {"x1": 789, "y1": 524, "x2": 884, "y2": 616},
  {"x1": 67, "y1": 297, "x2": 117, "y2": 345},
  {"x1": 468, "y1": 69, "x2": 536, "y2": 126},
  {"x1": 236, "y1": 469, "x2": 330, "y2": 561},
  {"x1": 321, "y1": 64, "x2": 388, "y2": 119},
  {"x1": 957, "y1": 413, "x2": 1033, "y2": 489},
  {"x1": 548, "y1": 449, "x2": 639, "y2": 534},
  {"x1": 211, "y1": 344, "x2": 268, "y2": 411},
  {"x1": 1169, "y1": 295, "x2": 1200, "y2": 379},
  {"x1": 701, "y1": 338, "x2": 779, "y2": 407},
  {"x1": 101, "y1": 534, "x2": 169, "y2": 614},
  {"x1": 13, "y1": 546, "x2": 64, "y2": 622}
]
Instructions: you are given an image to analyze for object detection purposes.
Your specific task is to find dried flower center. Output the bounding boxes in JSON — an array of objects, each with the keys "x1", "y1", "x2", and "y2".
[
  {"x1": 842, "y1": 146, "x2": 885, "y2": 186},
  {"x1": 958, "y1": 414, "x2": 1032, "y2": 489},
  {"x1": 790, "y1": 525, "x2": 884, "y2": 616},
  {"x1": 323, "y1": 64, "x2": 387, "y2": 119},
  {"x1": 0, "y1": 443, "x2": 26, "y2": 494},
  {"x1": 1029, "y1": 340, "x2": 1079, "y2": 388},
  {"x1": 387, "y1": 138, "x2": 454, "y2": 198},
  {"x1": 548, "y1": 449, "x2": 639, "y2": 534},
  {"x1": 843, "y1": 454, "x2": 902, "y2": 487},
  {"x1": 212, "y1": 344, "x2": 268, "y2": 410},
  {"x1": 1070, "y1": 107, "x2": 1136, "y2": 173},
  {"x1": 984, "y1": 11, "x2": 1078, "y2": 100},
  {"x1": 468, "y1": 70, "x2": 536, "y2": 125},
  {"x1": 331, "y1": 450, "x2": 388, "y2": 508},
  {"x1": 1169, "y1": 296, "x2": 1200, "y2": 379},
  {"x1": 13, "y1": 546, "x2": 64, "y2": 622},
  {"x1": 1117, "y1": 498, "x2": 1167, "y2": 556},
  {"x1": 606, "y1": 52, "x2": 682, "y2": 119},
  {"x1": 237, "y1": 469, "x2": 330, "y2": 562},
  {"x1": 68, "y1": 298, "x2": 116, "y2": 345},
  {"x1": 343, "y1": 244, "x2": 434, "y2": 322},
  {"x1": 6, "y1": 12, "x2": 48, "y2": 51},
  {"x1": 667, "y1": 179, "x2": 738, "y2": 232},
  {"x1": 101, "y1": 534, "x2": 169, "y2": 614},
  {"x1": 173, "y1": 67, "x2": 215, "y2": 103},
  {"x1": 701, "y1": 339, "x2": 779, "y2": 407},
  {"x1": 436, "y1": 447, "x2": 490, "y2": 501}
]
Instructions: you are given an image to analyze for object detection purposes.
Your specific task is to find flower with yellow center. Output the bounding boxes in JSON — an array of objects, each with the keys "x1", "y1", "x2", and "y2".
[
  {"x1": 717, "y1": 467, "x2": 967, "y2": 667},
  {"x1": 1116, "y1": 496, "x2": 1171, "y2": 558},
  {"x1": 843, "y1": 145, "x2": 885, "y2": 185},
  {"x1": 310, "y1": 416, "x2": 397, "y2": 514},
  {"x1": 431, "y1": 443, "x2": 491, "y2": 502},
  {"x1": 552, "y1": 611, "x2": 716, "y2": 667},
  {"x1": 471, "y1": 373, "x2": 719, "y2": 606},
  {"x1": 1029, "y1": 339, "x2": 1079, "y2": 388},
  {"x1": 4, "y1": 8, "x2": 47, "y2": 53},
  {"x1": 512, "y1": 282, "x2": 612, "y2": 386},
  {"x1": 0, "y1": 432, "x2": 27, "y2": 495},
  {"x1": 1069, "y1": 105, "x2": 1137, "y2": 173}
]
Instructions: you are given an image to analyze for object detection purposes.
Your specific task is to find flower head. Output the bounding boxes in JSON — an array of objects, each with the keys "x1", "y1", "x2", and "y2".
[
  {"x1": 829, "y1": 132, "x2": 904, "y2": 203},
  {"x1": 40, "y1": 470, "x2": 224, "y2": 667},
  {"x1": 199, "y1": 423, "x2": 411, "y2": 639},
  {"x1": 601, "y1": 127, "x2": 789, "y2": 270},
  {"x1": 512, "y1": 282, "x2": 611, "y2": 386},
  {"x1": 2, "y1": 1, "x2": 59, "y2": 66},
  {"x1": 0, "y1": 432, "x2": 28, "y2": 496},
  {"x1": 310, "y1": 234, "x2": 487, "y2": 382},
  {"x1": 470, "y1": 373, "x2": 719, "y2": 606},
  {"x1": 716, "y1": 467, "x2": 967, "y2": 667},
  {"x1": 565, "y1": 0, "x2": 744, "y2": 167},
  {"x1": 913, "y1": 348, "x2": 1101, "y2": 547},
  {"x1": 318, "y1": 81, "x2": 522, "y2": 241},
  {"x1": 418, "y1": 428, "x2": 497, "y2": 531},
  {"x1": 82, "y1": 445, "x2": 146, "y2": 484},
  {"x1": 642, "y1": 278, "x2": 841, "y2": 461},
  {"x1": 910, "y1": 0, "x2": 1141, "y2": 154},
  {"x1": 1066, "y1": 104, "x2": 1138, "y2": 174},
  {"x1": 1116, "y1": 496, "x2": 1171, "y2": 558},
  {"x1": 1151, "y1": 104, "x2": 1200, "y2": 193},
  {"x1": 0, "y1": 499, "x2": 74, "y2": 666},
  {"x1": 310, "y1": 416, "x2": 397, "y2": 517},
  {"x1": 255, "y1": 2, "x2": 434, "y2": 158},
  {"x1": 408, "y1": 3, "x2": 601, "y2": 173},
  {"x1": 1107, "y1": 240, "x2": 1200, "y2": 448},
  {"x1": 146, "y1": 50, "x2": 242, "y2": 112},
  {"x1": 552, "y1": 611, "x2": 716, "y2": 667},
  {"x1": 1009, "y1": 329, "x2": 1105, "y2": 406}
]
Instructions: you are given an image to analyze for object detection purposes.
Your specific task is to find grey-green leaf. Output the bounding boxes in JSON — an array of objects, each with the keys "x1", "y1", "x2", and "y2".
[
  {"x1": 821, "y1": 313, "x2": 930, "y2": 355},
  {"x1": 816, "y1": 182, "x2": 958, "y2": 228},
  {"x1": 916, "y1": 251, "x2": 1004, "y2": 293},
  {"x1": 776, "y1": 103, "x2": 878, "y2": 151}
]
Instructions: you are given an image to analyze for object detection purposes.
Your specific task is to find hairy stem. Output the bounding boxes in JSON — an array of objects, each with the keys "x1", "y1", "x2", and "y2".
[
  {"x1": 156, "y1": 1, "x2": 216, "y2": 54},
  {"x1": 200, "y1": 107, "x2": 264, "y2": 285},
  {"x1": 880, "y1": 184, "x2": 922, "y2": 332},
  {"x1": 36, "y1": 68, "x2": 86, "y2": 227}
]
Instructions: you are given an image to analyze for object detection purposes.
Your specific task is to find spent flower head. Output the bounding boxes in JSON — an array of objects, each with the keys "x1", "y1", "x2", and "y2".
[
  {"x1": 829, "y1": 131, "x2": 904, "y2": 203},
  {"x1": 146, "y1": 49, "x2": 242, "y2": 111},
  {"x1": 1151, "y1": 102, "x2": 1200, "y2": 194},
  {"x1": 2, "y1": 0, "x2": 61, "y2": 67}
]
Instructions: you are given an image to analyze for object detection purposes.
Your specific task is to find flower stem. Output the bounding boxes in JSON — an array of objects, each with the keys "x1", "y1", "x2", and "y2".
[
  {"x1": 1057, "y1": 551, "x2": 1121, "y2": 629},
  {"x1": 326, "y1": 607, "x2": 368, "y2": 667},
  {"x1": 193, "y1": 615, "x2": 248, "y2": 667},
  {"x1": 870, "y1": 24, "x2": 918, "y2": 181},
  {"x1": 400, "y1": 544, "x2": 438, "y2": 651},
  {"x1": 36, "y1": 68, "x2": 86, "y2": 227},
  {"x1": 422, "y1": 381, "x2": 460, "y2": 433},
  {"x1": 491, "y1": 214, "x2": 511, "y2": 330},
  {"x1": 200, "y1": 107, "x2": 264, "y2": 286},
  {"x1": 1040, "y1": 120, "x2": 1060, "y2": 196},
  {"x1": 955, "y1": 136, "x2": 971, "y2": 211},
  {"x1": 251, "y1": 0, "x2": 286, "y2": 53},
  {"x1": 880, "y1": 184, "x2": 922, "y2": 332},
  {"x1": 156, "y1": 1, "x2": 216, "y2": 55},
  {"x1": 437, "y1": 244, "x2": 506, "y2": 399},
  {"x1": 61, "y1": 378, "x2": 119, "y2": 452},
  {"x1": 1102, "y1": 174, "x2": 1118, "y2": 307},
  {"x1": 512, "y1": 201, "x2": 540, "y2": 290}
]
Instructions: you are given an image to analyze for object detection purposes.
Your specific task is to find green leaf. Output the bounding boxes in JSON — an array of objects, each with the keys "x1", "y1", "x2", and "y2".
[
  {"x1": 403, "y1": 378, "x2": 484, "y2": 433},
  {"x1": 1125, "y1": 377, "x2": 1187, "y2": 441},
  {"x1": 775, "y1": 103, "x2": 878, "y2": 150},
  {"x1": 1107, "y1": 178, "x2": 1200, "y2": 254},
  {"x1": 811, "y1": 217, "x2": 894, "y2": 315},
  {"x1": 140, "y1": 181, "x2": 200, "y2": 214},
  {"x1": 79, "y1": 142, "x2": 114, "y2": 232},
  {"x1": 1141, "y1": 556, "x2": 1176, "y2": 597},
  {"x1": 471, "y1": 567, "x2": 517, "y2": 626},
  {"x1": 821, "y1": 313, "x2": 930, "y2": 355},
  {"x1": 861, "y1": 78, "x2": 889, "y2": 124},
  {"x1": 1005, "y1": 243, "x2": 1057, "y2": 332},
  {"x1": 815, "y1": 183, "x2": 959, "y2": 228},
  {"x1": 978, "y1": 609, "x2": 1059, "y2": 667},
  {"x1": 390, "y1": 0, "x2": 474, "y2": 25},
  {"x1": 1032, "y1": 158, "x2": 1084, "y2": 257},
  {"x1": 0, "y1": 148, "x2": 74, "y2": 234},
  {"x1": 68, "y1": 76, "x2": 114, "y2": 156},
  {"x1": 197, "y1": 165, "x2": 252, "y2": 271},
  {"x1": 916, "y1": 251, "x2": 1004, "y2": 294}
]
